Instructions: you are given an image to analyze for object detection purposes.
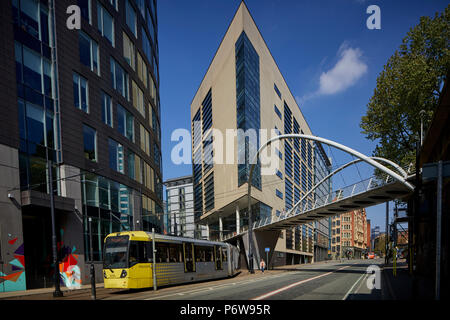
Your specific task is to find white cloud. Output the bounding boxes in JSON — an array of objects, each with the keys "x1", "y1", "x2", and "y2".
[{"x1": 317, "y1": 44, "x2": 368, "y2": 95}]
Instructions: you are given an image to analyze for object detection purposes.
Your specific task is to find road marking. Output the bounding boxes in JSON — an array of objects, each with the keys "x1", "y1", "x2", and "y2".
[
  {"x1": 342, "y1": 272, "x2": 367, "y2": 300},
  {"x1": 141, "y1": 273, "x2": 293, "y2": 300},
  {"x1": 251, "y1": 265, "x2": 350, "y2": 300}
]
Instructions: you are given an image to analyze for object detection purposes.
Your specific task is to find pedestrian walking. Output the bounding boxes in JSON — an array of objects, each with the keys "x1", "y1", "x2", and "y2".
[{"x1": 260, "y1": 259, "x2": 266, "y2": 273}]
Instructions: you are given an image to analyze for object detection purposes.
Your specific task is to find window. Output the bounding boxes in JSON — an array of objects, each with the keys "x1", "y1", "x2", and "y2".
[
  {"x1": 137, "y1": 52, "x2": 148, "y2": 88},
  {"x1": 97, "y1": 3, "x2": 114, "y2": 46},
  {"x1": 101, "y1": 91, "x2": 112, "y2": 126},
  {"x1": 155, "y1": 242, "x2": 169, "y2": 263},
  {"x1": 108, "y1": 138, "x2": 124, "y2": 173},
  {"x1": 274, "y1": 83, "x2": 281, "y2": 99},
  {"x1": 154, "y1": 143, "x2": 161, "y2": 171},
  {"x1": 143, "y1": 162, "x2": 153, "y2": 191},
  {"x1": 73, "y1": 73, "x2": 89, "y2": 113},
  {"x1": 146, "y1": 7, "x2": 155, "y2": 44},
  {"x1": 77, "y1": 0, "x2": 91, "y2": 23},
  {"x1": 117, "y1": 104, "x2": 134, "y2": 141},
  {"x1": 83, "y1": 124, "x2": 97, "y2": 161},
  {"x1": 132, "y1": 80, "x2": 145, "y2": 116},
  {"x1": 142, "y1": 26, "x2": 151, "y2": 64},
  {"x1": 19, "y1": 99, "x2": 53, "y2": 148},
  {"x1": 110, "y1": 58, "x2": 129, "y2": 99},
  {"x1": 139, "y1": 124, "x2": 150, "y2": 155},
  {"x1": 127, "y1": 150, "x2": 135, "y2": 180},
  {"x1": 195, "y1": 246, "x2": 213, "y2": 263},
  {"x1": 15, "y1": 42, "x2": 53, "y2": 96},
  {"x1": 134, "y1": 153, "x2": 142, "y2": 183},
  {"x1": 276, "y1": 170, "x2": 283, "y2": 179},
  {"x1": 276, "y1": 189, "x2": 283, "y2": 199},
  {"x1": 274, "y1": 105, "x2": 282, "y2": 119},
  {"x1": 123, "y1": 31, "x2": 135, "y2": 70},
  {"x1": 125, "y1": 0, "x2": 137, "y2": 37},
  {"x1": 79, "y1": 31, "x2": 99, "y2": 74},
  {"x1": 108, "y1": 0, "x2": 118, "y2": 11},
  {"x1": 135, "y1": 0, "x2": 145, "y2": 19}
]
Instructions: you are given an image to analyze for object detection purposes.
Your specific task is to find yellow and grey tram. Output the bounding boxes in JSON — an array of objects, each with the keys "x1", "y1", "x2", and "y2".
[{"x1": 103, "y1": 231, "x2": 240, "y2": 289}]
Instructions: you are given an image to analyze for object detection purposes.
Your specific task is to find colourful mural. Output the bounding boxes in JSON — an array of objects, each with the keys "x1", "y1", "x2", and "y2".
[
  {"x1": 57, "y1": 229, "x2": 81, "y2": 289},
  {"x1": 0, "y1": 235, "x2": 26, "y2": 292}
]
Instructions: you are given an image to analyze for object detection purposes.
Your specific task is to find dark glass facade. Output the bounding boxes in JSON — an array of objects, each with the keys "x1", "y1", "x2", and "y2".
[
  {"x1": 2, "y1": 0, "x2": 163, "y2": 289},
  {"x1": 191, "y1": 88, "x2": 215, "y2": 218},
  {"x1": 235, "y1": 31, "x2": 261, "y2": 188}
]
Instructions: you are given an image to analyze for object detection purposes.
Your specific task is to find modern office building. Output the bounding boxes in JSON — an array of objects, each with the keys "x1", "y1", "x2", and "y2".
[
  {"x1": 330, "y1": 208, "x2": 369, "y2": 259},
  {"x1": 190, "y1": 2, "x2": 331, "y2": 267},
  {"x1": 313, "y1": 144, "x2": 332, "y2": 261},
  {"x1": 0, "y1": 0, "x2": 162, "y2": 292},
  {"x1": 165, "y1": 175, "x2": 208, "y2": 239}
]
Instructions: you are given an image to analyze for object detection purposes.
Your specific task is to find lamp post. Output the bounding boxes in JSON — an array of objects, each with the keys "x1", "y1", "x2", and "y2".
[
  {"x1": 89, "y1": 217, "x2": 96, "y2": 300},
  {"x1": 47, "y1": 149, "x2": 63, "y2": 298},
  {"x1": 247, "y1": 181, "x2": 254, "y2": 274}
]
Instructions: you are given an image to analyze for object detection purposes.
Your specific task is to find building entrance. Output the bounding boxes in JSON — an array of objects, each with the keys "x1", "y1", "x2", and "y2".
[{"x1": 22, "y1": 206, "x2": 54, "y2": 289}]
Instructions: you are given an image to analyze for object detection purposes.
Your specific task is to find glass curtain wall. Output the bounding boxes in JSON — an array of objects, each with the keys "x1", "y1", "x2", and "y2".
[{"x1": 81, "y1": 172, "x2": 133, "y2": 261}]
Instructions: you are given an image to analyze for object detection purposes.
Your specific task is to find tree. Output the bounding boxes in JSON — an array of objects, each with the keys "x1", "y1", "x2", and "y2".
[{"x1": 360, "y1": 5, "x2": 450, "y2": 169}]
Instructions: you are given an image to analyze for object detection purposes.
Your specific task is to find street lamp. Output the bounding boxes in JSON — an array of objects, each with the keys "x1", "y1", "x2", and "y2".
[
  {"x1": 88, "y1": 217, "x2": 96, "y2": 300},
  {"x1": 46, "y1": 148, "x2": 63, "y2": 298}
]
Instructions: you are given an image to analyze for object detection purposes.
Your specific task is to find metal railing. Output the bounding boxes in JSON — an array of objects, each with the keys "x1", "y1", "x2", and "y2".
[{"x1": 219, "y1": 163, "x2": 416, "y2": 241}]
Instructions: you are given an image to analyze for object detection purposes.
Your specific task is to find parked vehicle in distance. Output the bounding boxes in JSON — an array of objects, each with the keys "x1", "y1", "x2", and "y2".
[{"x1": 368, "y1": 252, "x2": 375, "y2": 259}]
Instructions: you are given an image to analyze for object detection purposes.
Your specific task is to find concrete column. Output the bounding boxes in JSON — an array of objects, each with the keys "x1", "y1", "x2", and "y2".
[
  {"x1": 236, "y1": 205, "x2": 240, "y2": 234},
  {"x1": 219, "y1": 216, "x2": 223, "y2": 241},
  {"x1": 206, "y1": 224, "x2": 209, "y2": 240}
]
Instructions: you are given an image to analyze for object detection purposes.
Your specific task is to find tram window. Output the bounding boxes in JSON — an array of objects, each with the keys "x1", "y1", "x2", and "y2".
[
  {"x1": 129, "y1": 241, "x2": 149, "y2": 266},
  {"x1": 221, "y1": 247, "x2": 228, "y2": 262},
  {"x1": 146, "y1": 241, "x2": 153, "y2": 263},
  {"x1": 195, "y1": 246, "x2": 207, "y2": 262},
  {"x1": 214, "y1": 246, "x2": 222, "y2": 270},
  {"x1": 156, "y1": 242, "x2": 170, "y2": 263},
  {"x1": 169, "y1": 243, "x2": 183, "y2": 263},
  {"x1": 184, "y1": 243, "x2": 195, "y2": 272},
  {"x1": 129, "y1": 242, "x2": 138, "y2": 267},
  {"x1": 206, "y1": 246, "x2": 214, "y2": 262}
]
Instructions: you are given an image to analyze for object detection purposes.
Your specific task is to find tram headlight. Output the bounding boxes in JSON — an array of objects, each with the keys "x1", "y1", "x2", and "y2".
[{"x1": 120, "y1": 270, "x2": 127, "y2": 278}]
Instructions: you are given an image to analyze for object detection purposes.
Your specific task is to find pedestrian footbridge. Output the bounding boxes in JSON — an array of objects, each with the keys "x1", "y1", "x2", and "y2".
[{"x1": 223, "y1": 171, "x2": 414, "y2": 241}]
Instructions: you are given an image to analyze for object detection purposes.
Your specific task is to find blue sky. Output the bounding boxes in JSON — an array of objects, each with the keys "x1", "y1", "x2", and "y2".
[{"x1": 157, "y1": 0, "x2": 448, "y2": 230}]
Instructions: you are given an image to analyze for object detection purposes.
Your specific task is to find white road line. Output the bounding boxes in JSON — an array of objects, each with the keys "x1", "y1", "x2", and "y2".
[
  {"x1": 252, "y1": 265, "x2": 350, "y2": 300},
  {"x1": 141, "y1": 273, "x2": 294, "y2": 300},
  {"x1": 342, "y1": 272, "x2": 367, "y2": 300}
]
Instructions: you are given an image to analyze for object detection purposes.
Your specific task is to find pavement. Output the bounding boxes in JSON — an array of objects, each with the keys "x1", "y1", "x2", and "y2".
[{"x1": 0, "y1": 258, "x2": 420, "y2": 300}]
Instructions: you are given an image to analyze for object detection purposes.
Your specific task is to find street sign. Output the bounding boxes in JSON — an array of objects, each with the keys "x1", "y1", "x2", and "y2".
[{"x1": 265, "y1": 247, "x2": 270, "y2": 252}]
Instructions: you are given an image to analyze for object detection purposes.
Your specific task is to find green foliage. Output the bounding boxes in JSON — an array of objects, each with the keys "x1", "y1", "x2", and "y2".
[{"x1": 361, "y1": 5, "x2": 450, "y2": 169}]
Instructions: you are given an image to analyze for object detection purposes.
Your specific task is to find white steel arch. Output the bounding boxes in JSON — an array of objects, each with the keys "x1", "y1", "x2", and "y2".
[
  {"x1": 248, "y1": 134, "x2": 414, "y2": 191},
  {"x1": 286, "y1": 156, "x2": 408, "y2": 218},
  {"x1": 245, "y1": 134, "x2": 414, "y2": 271}
]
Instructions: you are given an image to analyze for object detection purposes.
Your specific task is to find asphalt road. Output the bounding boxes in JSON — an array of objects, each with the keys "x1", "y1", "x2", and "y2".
[{"x1": 101, "y1": 258, "x2": 383, "y2": 300}]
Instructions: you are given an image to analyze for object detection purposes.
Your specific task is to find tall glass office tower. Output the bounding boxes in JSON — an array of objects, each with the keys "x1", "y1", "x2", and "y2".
[
  {"x1": 0, "y1": 0, "x2": 162, "y2": 291},
  {"x1": 190, "y1": 2, "x2": 329, "y2": 267}
]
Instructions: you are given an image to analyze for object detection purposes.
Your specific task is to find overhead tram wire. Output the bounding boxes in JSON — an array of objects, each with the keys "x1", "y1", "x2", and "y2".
[{"x1": 7, "y1": 166, "x2": 108, "y2": 193}]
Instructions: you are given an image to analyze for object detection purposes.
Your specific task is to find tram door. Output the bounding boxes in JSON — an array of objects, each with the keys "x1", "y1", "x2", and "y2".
[
  {"x1": 183, "y1": 243, "x2": 195, "y2": 272},
  {"x1": 214, "y1": 245, "x2": 222, "y2": 270}
]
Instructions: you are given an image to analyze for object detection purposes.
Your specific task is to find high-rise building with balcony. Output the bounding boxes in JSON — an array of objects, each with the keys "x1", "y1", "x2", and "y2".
[
  {"x1": 190, "y1": 2, "x2": 331, "y2": 267},
  {"x1": 0, "y1": 0, "x2": 162, "y2": 292}
]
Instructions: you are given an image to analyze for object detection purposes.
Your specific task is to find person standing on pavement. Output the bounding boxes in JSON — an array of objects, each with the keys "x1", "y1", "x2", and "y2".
[{"x1": 260, "y1": 259, "x2": 266, "y2": 273}]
